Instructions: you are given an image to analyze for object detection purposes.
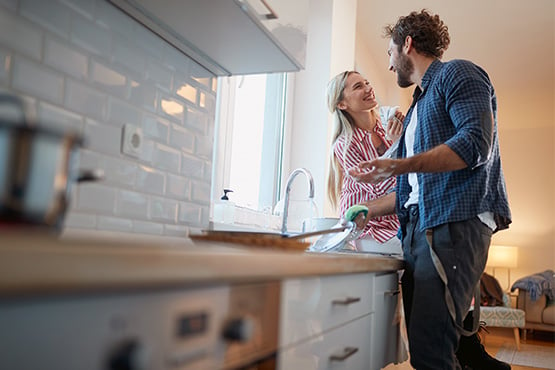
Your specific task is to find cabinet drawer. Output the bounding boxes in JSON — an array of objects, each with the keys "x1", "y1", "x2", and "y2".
[
  {"x1": 280, "y1": 273, "x2": 373, "y2": 347},
  {"x1": 278, "y1": 314, "x2": 371, "y2": 370}
]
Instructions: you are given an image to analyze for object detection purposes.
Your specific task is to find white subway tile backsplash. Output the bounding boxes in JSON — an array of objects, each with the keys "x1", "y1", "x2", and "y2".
[
  {"x1": 175, "y1": 82, "x2": 197, "y2": 104},
  {"x1": 84, "y1": 118, "x2": 122, "y2": 156},
  {"x1": 146, "y1": 59, "x2": 172, "y2": 90},
  {"x1": 37, "y1": 101, "x2": 84, "y2": 133},
  {"x1": 97, "y1": 215, "x2": 133, "y2": 232},
  {"x1": 180, "y1": 154, "x2": 204, "y2": 179},
  {"x1": 195, "y1": 135, "x2": 214, "y2": 159},
  {"x1": 66, "y1": 79, "x2": 107, "y2": 120},
  {"x1": 142, "y1": 114, "x2": 169, "y2": 142},
  {"x1": 169, "y1": 124, "x2": 194, "y2": 153},
  {"x1": 178, "y1": 202, "x2": 202, "y2": 226},
  {"x1": 91, "y1": 60, "x2": 127, "y2": 98},
  {"x1": 59, "y1": 0, "x2": 95, "y2": 21},
  {"x1": 12, "y1": 57, "x2": 64, "y2": 104},
  {"x1": 129, "y1": 80, "x2": 158, "y2": 113},
  {"x1": 77, "y1": 183, "x2": 117, "y2": 213},
  {"x1": 136, "y1": 165, "x2": 165, "y2": 195},
  {"x1": 63, "y1": 212, "x2": 97, "y2": 229},
  {"x1": 20, "y1": 0, "x2": 71, "y2": 39},
  {"x1": 150, "y1": 197, "x2": 178, "y2": 223},
  {"x1": 101, "y1": 156, "x2": 138, "y2": 188},
  {"x1": 108, "y1": 98, "x2": 142, "y2": 125},
  {"x1": 116, "y1": 189, "x2": 148, "y2": 219},
  {"x1": 0, "y1": 0, "x2": 215, "y2": 239},
  {"x1": 166, "y1": 174, "x2": 191, "y2": 201},
  {"x1": 164, "y1": 223, "x2": 189, "y2": 238},
  {"x1": 134, "y1": 24, "x2": 169, "y2": 63},
  {"x1": 152, "y1": 142, "x2": 180, "y2": 173},
  {"x1": 185, "y1": 106, "x2": 208, "y2": 133},
  {"x1": 133, "y1": 220, "x2": 163, "y2": 235},
  {"x1": 190, "y1": 62, "x2": 213, "y2": 87},
  {"x1": 159, "y1": 94, "x2": 184, "y2": 123},
  {"x1": 191, "y1": 181, "x2": 211, "y2": 204},
  {"x1": 112, "y1": 36, "x2": 146, "y2": 77},
  {"x1": 44, "y1": 36, "x2": 88, "y2": 80},
  {"x1": 198, "y1": 91, "x2": 206, "y2": 109},
  {"x1": 70, "y1": 13, "x2": 111, "y2": 56},
  {"x1": 97, "y1": 1, "x2": 136, "y2": 41},
  {"x1": 0, "y1": 8, "x2": 42, "y2": 60}
]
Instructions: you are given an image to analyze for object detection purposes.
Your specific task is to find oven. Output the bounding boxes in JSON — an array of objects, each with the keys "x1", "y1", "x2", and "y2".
[{"x1": 0, "y1": 281, "x2": 280, "y2": 370}]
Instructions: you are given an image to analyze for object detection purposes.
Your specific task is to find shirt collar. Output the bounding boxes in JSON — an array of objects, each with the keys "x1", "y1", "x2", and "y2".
[
  {"x1": 421, "y1": 59, "x2": 443, "y2": 91},
  {"x1": 352, "y1": 125, "x2": 367, "y2": 143},
  {"x1": 352, "y1": 122, "x2": 385, "y2": 142}
]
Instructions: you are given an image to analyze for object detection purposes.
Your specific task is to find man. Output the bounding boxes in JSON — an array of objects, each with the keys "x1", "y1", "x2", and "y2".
[{"x1": 349, "y1": 10, "x2": 512, "y2": 370}]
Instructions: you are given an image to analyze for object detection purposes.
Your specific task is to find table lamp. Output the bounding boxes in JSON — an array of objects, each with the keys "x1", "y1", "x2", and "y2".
[{"x1": 486, "y1": 245, "x2": 518, "y2": 291}]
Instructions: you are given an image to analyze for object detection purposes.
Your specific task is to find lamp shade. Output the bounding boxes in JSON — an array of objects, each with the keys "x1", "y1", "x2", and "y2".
[{"x1": 487, "y1": 245, "x2": 518, "y2": 268}]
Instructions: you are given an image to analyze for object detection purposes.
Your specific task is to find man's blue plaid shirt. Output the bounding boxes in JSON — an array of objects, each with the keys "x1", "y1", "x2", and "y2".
[{"x1": 396, "y1": 59, "x2": 512, "y2": 235}]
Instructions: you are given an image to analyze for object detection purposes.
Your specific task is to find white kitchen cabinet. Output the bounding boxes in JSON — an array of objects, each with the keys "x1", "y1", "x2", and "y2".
[
  {"x1": 108, "y1": 0, "x2": 309, "y2": 76},
  {"x1": 279, "y1": 314, "x2": 372, "y2": 370},
  {"x1": 279, "y1": 271, "x2": 405, "y2": 370},
  {"x1": 279, "y1": 273, "x2": 373, "y2": 348}
]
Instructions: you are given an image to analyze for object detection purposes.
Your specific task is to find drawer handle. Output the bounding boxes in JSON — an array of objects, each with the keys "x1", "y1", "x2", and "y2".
[
  {"x1": 329, "y1": 346, "x2": 359, "y2": 362},
  {"x1": 384, "y1": 290, "x2": 400, "y2": 297},
  {"x1": 331, "y1": 297, "x2": 361, "y2": 305}
]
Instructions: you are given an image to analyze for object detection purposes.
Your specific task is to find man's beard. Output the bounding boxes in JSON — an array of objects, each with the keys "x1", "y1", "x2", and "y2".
[{"x1": 396, "y1": 53, "x2": 414, "y2": 88}]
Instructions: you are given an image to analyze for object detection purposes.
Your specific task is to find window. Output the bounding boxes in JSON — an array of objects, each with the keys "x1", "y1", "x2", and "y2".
[{"x1": 211, "y1": 73, "x2": 287, "y2": 217}]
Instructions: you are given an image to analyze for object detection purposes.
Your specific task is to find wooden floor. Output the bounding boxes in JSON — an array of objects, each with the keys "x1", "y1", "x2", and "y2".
[
  {"x1": 482, "y1": 327, "x2": 555, "y2": 370},
  {"x1": 384, "y1": 328, "x2": 555, "y2": 370}
]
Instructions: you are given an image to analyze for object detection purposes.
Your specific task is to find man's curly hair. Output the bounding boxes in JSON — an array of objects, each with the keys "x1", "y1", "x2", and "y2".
[{"x1": 384, "y1": 9, "x2": 450, "y2": 59}]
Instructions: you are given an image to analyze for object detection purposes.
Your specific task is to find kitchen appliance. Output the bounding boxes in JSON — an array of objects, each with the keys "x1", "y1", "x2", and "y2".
[
  {"x1": 0, "y1": 281, "x2": 280, "y2": 370},
  {"x1": 0, "y1": 94, "x2": 101, "y2": 230}
]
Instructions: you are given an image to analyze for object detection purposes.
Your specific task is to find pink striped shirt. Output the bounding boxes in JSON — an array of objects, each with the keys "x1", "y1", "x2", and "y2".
[{"x1": 333, "y1": 122, "x2": 400, "y2": 243}]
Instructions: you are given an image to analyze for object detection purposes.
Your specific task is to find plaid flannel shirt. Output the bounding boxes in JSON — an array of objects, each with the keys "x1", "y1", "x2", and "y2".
[{"x1": 395, "y1": 59, "x2": 512, "y2": 236}]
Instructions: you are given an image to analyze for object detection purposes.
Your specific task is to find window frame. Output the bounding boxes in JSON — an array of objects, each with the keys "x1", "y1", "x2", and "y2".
[{"x1": 210, "y1": 73, "x2": 289, "y2": 222}]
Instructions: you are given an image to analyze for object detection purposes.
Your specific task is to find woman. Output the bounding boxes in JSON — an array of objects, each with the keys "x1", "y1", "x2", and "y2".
[{"x1": 326, "y1": 70, "x2": 404, "y2": 254}]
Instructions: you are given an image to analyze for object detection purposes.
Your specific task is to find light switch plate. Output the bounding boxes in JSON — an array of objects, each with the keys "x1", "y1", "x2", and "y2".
[{"x1": 121, "y1": 123, "x2": 143, "y2": 158}]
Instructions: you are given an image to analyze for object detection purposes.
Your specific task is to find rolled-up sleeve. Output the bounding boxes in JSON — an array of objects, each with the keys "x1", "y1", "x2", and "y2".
[{"x1": 442, "y1": 63, "x2": 494, "y2": 169}]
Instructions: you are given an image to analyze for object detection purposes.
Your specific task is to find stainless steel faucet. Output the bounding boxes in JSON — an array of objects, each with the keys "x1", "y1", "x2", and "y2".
[{"x1": 281, "y1": 168, "x2": 314, "y2": 235}]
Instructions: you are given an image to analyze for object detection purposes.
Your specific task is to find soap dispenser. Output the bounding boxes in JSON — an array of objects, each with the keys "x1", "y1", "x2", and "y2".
[{"x1": 213, "y1": 189, "x2": 235, "y2": 225}]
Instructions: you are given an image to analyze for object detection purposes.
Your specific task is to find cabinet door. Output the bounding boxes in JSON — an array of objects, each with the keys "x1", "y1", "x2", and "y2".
[
  {"x1": 280, "y1": 273, "x2": 373, "y2": 348},
  {"x1": 370, "y1": 272, "x2": 407, "y2": 370},
  {"x1": 108, "y1": 0, "x2": 308, "y2": 75},
  {"x1": 278, "y1": 314, "x2": 372, "y2": 370},
  {"x1": 242, "y1": 0, "x2": 308, "y2": 68}
]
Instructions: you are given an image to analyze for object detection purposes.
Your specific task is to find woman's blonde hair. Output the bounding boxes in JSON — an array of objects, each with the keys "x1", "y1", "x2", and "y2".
[
  {"x1": 326, "y1": 71, "x2": 356, "y2": 210},
  {"x1": 326, "y1": 71, "x2": 379, "y2": 211}
]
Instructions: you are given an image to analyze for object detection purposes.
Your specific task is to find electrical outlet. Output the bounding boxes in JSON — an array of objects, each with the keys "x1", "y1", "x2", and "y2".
[{"x1": 121, "y1": 123, "x2": 143, "y2": 158}]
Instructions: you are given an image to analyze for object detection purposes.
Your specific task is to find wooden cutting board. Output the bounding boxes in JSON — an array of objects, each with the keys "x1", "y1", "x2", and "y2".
[{"x1": 190, "y1": 231, "x2": 310, "y2": 251}]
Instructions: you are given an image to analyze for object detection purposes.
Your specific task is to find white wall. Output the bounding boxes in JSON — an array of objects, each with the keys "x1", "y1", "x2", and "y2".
[
  {"x1": 286, "y1": 0, "x2": 358, "y2": 218},
  {"x1": 0, "y1": 0, "x2": 216, "y2": 240}
]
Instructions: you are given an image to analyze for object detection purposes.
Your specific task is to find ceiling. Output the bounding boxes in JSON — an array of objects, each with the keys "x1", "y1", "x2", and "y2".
[{"x1": 356, "y1": 0, "x2": 555, "y2": 107}]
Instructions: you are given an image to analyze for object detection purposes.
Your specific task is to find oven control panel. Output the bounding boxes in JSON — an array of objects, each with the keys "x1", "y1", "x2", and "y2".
[{"x1": 0, "y1": 282, "x2": 280, "y2": 370}]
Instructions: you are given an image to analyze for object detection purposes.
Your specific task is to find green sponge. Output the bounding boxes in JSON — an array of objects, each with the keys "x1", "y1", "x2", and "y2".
[{"x1": 345, "y1": 204, "x2": 369, "y2": 221}]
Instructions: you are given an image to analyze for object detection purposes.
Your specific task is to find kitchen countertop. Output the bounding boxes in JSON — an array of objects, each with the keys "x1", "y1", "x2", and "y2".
[{"x1": 0, "y1": 232, "x2": 404, "y2": 297}]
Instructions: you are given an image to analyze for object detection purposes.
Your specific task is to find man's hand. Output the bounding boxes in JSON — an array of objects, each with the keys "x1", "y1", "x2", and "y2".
[{"x1": 348, "y1": 158, "x2": 398, "y2": 184}]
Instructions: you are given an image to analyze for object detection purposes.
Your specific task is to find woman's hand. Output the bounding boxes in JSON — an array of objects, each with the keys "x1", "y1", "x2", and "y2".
[{"x1": 386, "y1": 110, "x2": 404, "y2": 142}]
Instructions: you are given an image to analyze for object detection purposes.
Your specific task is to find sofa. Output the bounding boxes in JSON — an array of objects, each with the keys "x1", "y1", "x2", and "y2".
[
  {"x1": 512, "y1": 270, "x2": 555, "y2": 339},
  {"x1": 517, "y1": 289, "x2": 555, "y2": 338}
]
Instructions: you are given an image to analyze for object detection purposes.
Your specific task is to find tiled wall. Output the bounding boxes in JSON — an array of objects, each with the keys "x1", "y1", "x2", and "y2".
[{"x1": 0, "y1": 0, "x2": 217, "y2": 239}]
